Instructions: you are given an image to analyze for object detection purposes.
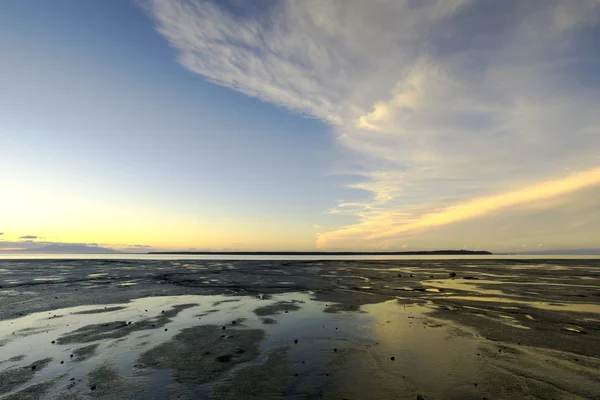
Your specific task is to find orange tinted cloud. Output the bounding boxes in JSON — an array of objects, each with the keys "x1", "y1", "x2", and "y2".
[{"x1": 317, "y1": 168, "x2": 600, "y2": 247}]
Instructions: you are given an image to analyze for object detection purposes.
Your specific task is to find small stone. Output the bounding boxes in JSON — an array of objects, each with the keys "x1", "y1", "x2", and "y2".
[
  {"x1": 70, "y1": 354, "x2": 74, "y2": 358},
  {"x1": 90, "y1": 386, "x2": 97, "y2": 391},
  {"x1": 334, "y1": 348, "x2": 337, "y2": 352},
  {"x1": 416, "y1": 395, "x2": 429, "y2": 400},
  {"x1": 222, "y1": 326, "x2": 226, "y2": 330},
  {"x1": 294, "y1": 339, "x2": 298, "y2": 344},
  {"x1": 285, "y1": 311, "x2": 289, "y2": 313},
  {"x1": 216, "y1": 354, "x2": 232, "y2": 362},
  {"x1": 161, "y1": 310, "x2": 165, "y2": 314},
  {"x1": 31, "y1": 365, "x2": 37, "y2": 370},
  {"x1": 391, "y1": 356, "x2": 395, "y2": 361},
  {"x1": 60, "y1": 361, "x2": 64, "y2": 364},
  {"x1": 165, "y1": 328, "x2": 168, "y2": 331},
  {"x1": 51, "y1": 341, "x2": 56, "y2": 344},
  {"x1": 232, "y1": 321, "x2": 236, "y2": 325},
  {"x1": 449, "y1": 272, "x2": 457, "y2": 278}
]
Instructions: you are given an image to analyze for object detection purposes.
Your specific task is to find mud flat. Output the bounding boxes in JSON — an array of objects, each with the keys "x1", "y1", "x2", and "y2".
[{"x1": 0, "y1": 258, "x2": 599, "y2": 399}]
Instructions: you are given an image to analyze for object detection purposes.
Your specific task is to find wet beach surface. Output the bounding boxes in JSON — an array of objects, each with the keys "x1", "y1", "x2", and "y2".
[{"x1": 1, "y1": 259, "x2": 599, "y2": 399}]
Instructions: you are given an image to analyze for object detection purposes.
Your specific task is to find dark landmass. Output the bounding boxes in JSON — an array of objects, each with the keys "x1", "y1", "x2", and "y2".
[{"x1": 148, "y1": 249, "x2": 492, "y2": 256}]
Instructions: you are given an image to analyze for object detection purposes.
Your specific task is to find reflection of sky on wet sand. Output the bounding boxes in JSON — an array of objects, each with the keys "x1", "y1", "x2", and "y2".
[
  {"x1": 0, "y1": 294, "x2": 484, "y2": 399},
  {"x1": 1, "y1": 258, "x2": 599, "y2": 398},
  {"x1": 445, "y1": 295, "x2": 600, "y2": 314},
  {"x1": 1, "y1": 292, "x2": 600, "y2": 399}
]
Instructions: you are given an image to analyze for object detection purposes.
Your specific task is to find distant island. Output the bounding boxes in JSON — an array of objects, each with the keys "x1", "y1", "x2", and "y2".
[{"x1": 148, "y1": 250, "x2": 492, "y2": 256}]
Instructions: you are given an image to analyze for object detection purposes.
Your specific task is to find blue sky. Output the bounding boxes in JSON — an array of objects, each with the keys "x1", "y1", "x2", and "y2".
[{"x1": 1, "y1": 0, "x2": 600, "y2": 252}]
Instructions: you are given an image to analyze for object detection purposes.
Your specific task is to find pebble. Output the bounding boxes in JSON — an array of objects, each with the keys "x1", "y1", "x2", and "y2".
[
  {"x1": 51, "y1": 341, "x2": 56, "y2": 344},
  {"x1": 391, "y1": 356, "x2": 395, "y2": 361},
  {"x1": 294, "y1": 339, "x2": 298, "y2": 344},
  {"x1": 90, "y1": 386, "x2": 97, "y2": 391},
  {"x1": 449, "y1": 272, "x2": 457, "y2": 278},
  {"x1": 31, "y1": 365, "x2": 37, "y2": 370}
]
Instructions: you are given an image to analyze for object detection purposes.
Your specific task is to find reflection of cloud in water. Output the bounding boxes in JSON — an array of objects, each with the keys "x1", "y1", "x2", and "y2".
[{"x1": 445, "y1": 296, "x2": 600, "y2": 314}]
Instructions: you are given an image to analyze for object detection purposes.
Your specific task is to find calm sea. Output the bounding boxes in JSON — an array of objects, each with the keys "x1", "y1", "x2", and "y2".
[{"x1": 0, "y1": 253, "x2": 599, "y2": 260}]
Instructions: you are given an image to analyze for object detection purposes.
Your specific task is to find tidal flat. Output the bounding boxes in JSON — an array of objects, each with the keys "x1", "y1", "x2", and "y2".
[{"x1": 1, "y1": 259, "x2": 599, "y2": 399}]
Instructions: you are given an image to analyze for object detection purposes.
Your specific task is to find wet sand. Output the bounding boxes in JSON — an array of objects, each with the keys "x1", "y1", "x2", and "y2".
[{"x1": 0, "y1": 259, "x2": 599, "y2": 399}]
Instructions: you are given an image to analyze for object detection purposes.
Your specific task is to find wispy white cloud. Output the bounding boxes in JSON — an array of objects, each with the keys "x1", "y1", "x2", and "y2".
[{"x1": 148, "y1": 0, "x2": 600, "y2": 249}]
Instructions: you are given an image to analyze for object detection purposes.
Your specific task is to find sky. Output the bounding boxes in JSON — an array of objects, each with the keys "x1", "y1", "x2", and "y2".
[{"x1": 1, "y1": 0, "x2": 599, "y2": 253}]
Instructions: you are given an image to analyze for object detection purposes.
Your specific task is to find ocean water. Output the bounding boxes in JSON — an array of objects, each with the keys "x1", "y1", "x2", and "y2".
[{"x1": 1, "y1": 253, "x2": 599, "y2": 260}]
